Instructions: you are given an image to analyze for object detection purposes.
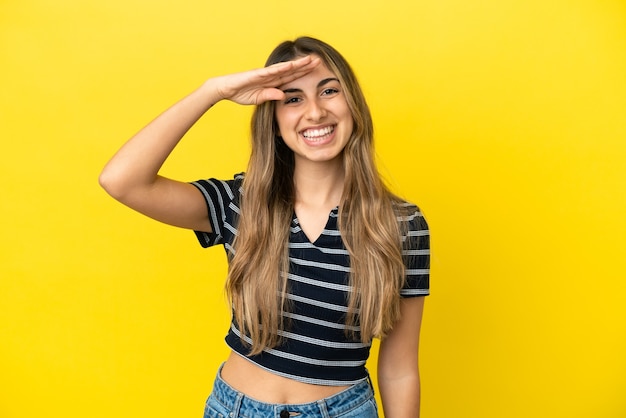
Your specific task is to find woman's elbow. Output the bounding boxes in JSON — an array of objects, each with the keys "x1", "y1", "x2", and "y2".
[{"x1": 98, "y1": 165, "x2": 129, "y2": 201}]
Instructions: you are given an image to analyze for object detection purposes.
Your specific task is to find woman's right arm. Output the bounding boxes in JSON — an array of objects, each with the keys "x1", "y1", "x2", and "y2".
[
  {"x1": 99, "y1": 79, "x2": 222, "y2": 232},
  {"x1": 99, "y1": 56, "x2": 320, "y2": 232}
]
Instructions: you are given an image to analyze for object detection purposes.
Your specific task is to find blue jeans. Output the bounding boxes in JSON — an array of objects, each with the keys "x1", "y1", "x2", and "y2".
[{"x1": 203, "y1": 367, "x2": 378, "y2": 418}]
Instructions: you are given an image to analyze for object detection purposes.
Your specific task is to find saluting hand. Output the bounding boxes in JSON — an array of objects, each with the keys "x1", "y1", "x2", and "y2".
[{"x1": 209, "y1": 55, "x2": 321, "y2": 105}]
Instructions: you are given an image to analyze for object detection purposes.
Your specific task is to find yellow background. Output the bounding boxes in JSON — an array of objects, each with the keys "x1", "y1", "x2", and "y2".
[{"x1": 2, "y1": 0, "x2": 625, "y2": 417}]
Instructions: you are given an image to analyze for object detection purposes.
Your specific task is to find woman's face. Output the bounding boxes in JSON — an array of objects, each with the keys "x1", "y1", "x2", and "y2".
[{"x1": 274, "y1": 57, "x2": 353, "y2": 168}]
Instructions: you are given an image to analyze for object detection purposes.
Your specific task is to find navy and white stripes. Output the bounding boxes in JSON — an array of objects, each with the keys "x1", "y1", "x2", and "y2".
[{"x1": 191, "y1": 173, "x2": 430, "y2": 385}]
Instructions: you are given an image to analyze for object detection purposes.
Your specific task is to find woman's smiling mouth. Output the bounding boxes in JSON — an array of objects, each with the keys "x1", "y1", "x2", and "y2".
[{"x1": 301, "y1": 125, "x2": 335, "y2": 143}]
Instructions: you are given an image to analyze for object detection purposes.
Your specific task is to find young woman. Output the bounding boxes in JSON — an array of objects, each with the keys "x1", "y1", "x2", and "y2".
[{"x1": 100, "y1": 37, "x2": 430, "y2": 418}]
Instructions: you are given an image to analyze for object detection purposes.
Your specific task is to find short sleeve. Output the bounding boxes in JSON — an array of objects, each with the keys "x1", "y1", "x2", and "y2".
[
  {"x1": 400, "y1": 206, "x2": 430, "y2": 297},
  {"x1": 189, "y1": 173, "x2": 244, "y2": 249}
]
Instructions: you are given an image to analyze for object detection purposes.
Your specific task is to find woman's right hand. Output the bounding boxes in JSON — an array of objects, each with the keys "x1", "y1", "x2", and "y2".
[{"x1": 209, "y1": 55, "x2": 321, "y2": 105}]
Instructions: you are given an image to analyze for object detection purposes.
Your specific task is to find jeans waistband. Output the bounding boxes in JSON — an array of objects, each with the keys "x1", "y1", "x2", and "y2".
[{"x1": 211, "y1": 365, "x2": 374, "y2": 417}]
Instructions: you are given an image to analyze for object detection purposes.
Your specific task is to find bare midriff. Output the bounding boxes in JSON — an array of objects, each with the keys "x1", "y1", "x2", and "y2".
[{"x1": 220, "y1": 351, "x2": 351, "y2": 404}]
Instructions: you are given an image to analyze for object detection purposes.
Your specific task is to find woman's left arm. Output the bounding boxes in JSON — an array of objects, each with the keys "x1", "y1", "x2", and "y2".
[{"x1": 377, "y1": 296, "x2": 425, "y2": 418}]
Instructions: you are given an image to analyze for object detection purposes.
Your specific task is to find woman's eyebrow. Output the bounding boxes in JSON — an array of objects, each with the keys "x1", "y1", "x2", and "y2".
[
  {"x1": 318, "y1": 77, "x2": 339, "y2": 87},
  {"x1": 282, "y1": 77, "x2": 340, "y2": 94}
]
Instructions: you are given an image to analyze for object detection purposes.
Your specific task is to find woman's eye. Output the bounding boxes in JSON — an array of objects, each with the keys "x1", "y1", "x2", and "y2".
[
  {"x1": 284, "y1": 97, "x2": 301, "y2": 104},
  {"x1": 322, "y1": 88, "x2": 339, "y2": 96}
]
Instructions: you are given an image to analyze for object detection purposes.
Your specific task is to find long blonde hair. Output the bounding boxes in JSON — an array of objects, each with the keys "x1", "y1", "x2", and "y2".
[{"x1": 227, "y1": 37, "x2": 409, "y2": 355}]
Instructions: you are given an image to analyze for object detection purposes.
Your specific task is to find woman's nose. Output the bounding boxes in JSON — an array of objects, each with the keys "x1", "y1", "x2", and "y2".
[{"x1": 305, "y1": 99, "x2": 327, "y2": 121}]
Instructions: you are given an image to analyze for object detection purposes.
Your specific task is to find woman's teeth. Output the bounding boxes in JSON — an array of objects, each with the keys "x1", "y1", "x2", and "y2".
[{"x1": 302, "y1": 126, "x2": 334, "y2": 140}]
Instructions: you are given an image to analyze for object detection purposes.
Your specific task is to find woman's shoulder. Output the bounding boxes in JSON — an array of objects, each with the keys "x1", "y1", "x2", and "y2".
[
  {"x1": 233, "y1": 172, "x2": 245, "y2": 185},
  {"x1": 223, "y1": 172, "x2": 245, "y2": 201},
  {"x1": 391, "y1": 197, "x2": 428, "y2": 232},
  {"x1": 391, "y1": 197, "x2": 422, "y2": 217},
  {"x1": 213, "y1": 172, "x2": 246, "y2": 189}
]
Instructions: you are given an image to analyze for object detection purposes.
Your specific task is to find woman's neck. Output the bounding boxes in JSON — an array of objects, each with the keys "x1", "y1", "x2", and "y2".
[{"x1": 293, "y1": 159, "x2": 345, "y2": 209}]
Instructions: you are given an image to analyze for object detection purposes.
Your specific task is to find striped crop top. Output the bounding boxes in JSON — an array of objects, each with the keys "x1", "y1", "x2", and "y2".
[{"x1": 192, "y1": 173, "x2": 430, "y2": 386}]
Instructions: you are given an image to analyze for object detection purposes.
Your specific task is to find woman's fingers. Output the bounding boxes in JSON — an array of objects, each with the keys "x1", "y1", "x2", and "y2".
[
  {"x1": 265, "y1": 55, "x2": 317, "y2": 75},
  {"x1": 219, "y1": 56, "x2": 321, "y2": 105},
  {"x1": 262, "y1": 56, "x2": 321, "y2": 86},
  {"x1": 255, "y1": 88, "x2": 285, "y2": 103},
  {"x1": 247, "y1": 57, "x2": 321, "y2": 104}
]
